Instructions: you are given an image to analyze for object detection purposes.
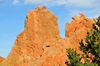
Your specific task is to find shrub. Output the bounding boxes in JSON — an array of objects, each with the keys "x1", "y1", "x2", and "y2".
[{"x1": 66, "y1": 16, "x2": 100, "y2": 66}]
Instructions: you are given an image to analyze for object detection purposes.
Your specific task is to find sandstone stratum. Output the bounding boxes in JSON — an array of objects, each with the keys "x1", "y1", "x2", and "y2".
[{"x1": 0, "y1": 6, "x2": 95, "y2": 66}]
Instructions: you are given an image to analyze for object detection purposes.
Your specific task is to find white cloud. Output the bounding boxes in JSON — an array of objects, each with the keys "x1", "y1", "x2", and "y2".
[
  {"x1": 55, "y1": 0, "x2": 66, "y2": 5},
  {"x1": 49, "y1": 0, "x2": 66, "y2": 5},
  {"x1": 22, "y1": 0, "x2": 100, "y2": 8},
  {"x1": 66, "y1": 0, "x2": 97, "y2": 8},
  {"x1": 23, "y1": 0, "x2": 51, "y2": 5},
  {"x1": 0, "y1": 0, "x2": 2, "y2": 6},
  {"x1": 21, "y1": 0, "x2": 100, "y2": 25},
  {"x1": 69, "y1": 7, "x2": 100, "y2": 19},
  {"x1": 62, "y1": 0, "x2": 100, "y2": 20},
  {"x1": 66, "y1": 0, "x2": 100, "y2": 8},
  {"x1": 23, "y1": 0, "x2": 68, "y2": 5},
  {"x1": 13, "y1": 0, "x2": 19, "y2": 5}
]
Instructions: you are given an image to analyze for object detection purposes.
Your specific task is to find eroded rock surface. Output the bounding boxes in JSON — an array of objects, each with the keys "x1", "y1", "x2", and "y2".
[
  {"x1": 65, "y1": 13, "x2": 95, "y2": 49},
  {"x1": 0, "y1": 6, "x2": 95, "y2": 66},
  {"x1": 0, "y1": 56, "x2": 5, "y2": 63}
]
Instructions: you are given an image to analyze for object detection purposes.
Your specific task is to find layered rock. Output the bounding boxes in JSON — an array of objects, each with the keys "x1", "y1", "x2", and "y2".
[
  {"x1": 0, "y1": 6, "x2": 95, "y2": 66},
  {"x1": 0, "y1": 56, "x2": 5, "y2": 63}
]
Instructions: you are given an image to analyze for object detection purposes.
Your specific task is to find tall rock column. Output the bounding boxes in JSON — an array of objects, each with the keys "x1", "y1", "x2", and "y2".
[{"x1": 0, "y1": 6, "x2": 61, "y2": 66}]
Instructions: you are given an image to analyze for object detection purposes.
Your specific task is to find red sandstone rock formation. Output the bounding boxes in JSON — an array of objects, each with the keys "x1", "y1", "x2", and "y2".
[
  {"x1": 0, "y1": 56, "x2": 5, "y2": 63},
  {"x1": 65, "y1": 13, "x2": 95, "y2": 49},
  {"x1": 0, "y1": 6, "x2": 95, "y2": 66}
]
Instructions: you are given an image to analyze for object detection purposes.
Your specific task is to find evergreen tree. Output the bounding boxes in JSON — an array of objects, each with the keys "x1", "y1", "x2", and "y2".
[{"x1": 66, "y1": 16, "x2": 100, "y2": 66}]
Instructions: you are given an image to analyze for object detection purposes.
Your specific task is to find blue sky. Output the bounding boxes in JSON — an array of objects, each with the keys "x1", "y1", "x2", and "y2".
[{"x1": 0, "y1": 0, "x2": 100, "y2": 58}]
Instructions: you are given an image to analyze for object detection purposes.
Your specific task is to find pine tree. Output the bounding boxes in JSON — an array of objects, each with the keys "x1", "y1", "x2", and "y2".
[{"x1": 66, "y1": 16, "x2": 100, "y2": 66}]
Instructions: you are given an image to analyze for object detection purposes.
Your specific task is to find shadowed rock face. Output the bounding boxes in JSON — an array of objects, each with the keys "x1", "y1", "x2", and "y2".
[
  {"x1": 0, "y1": 6, "x2": 95, "y2": 66},
  {"x1": 0, "y1": 56, "x2": 5, "y2": 63}
]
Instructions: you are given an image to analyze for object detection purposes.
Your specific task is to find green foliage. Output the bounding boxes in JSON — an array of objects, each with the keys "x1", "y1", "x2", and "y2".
[
  {"x1": 65, "y1": 48, "x2": 83, "y2": 66},
  {"x1": 65, "y1": 48, "x2": 98, "y2": 66},
  {"x1": 66, "y1": 16, "x2": 100, "y2": 66}
]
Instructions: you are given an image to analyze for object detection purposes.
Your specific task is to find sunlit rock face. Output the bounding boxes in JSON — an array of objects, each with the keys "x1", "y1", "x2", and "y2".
[
  {"x1": 65, "y1": 13, "x2": 95, "y2": 49},
  {"x1": 0, "y1": 6, "x2": 95, "y2": 66},
  {"x1": 0, "y1": 56, "x2": 5, "y2": 63}
]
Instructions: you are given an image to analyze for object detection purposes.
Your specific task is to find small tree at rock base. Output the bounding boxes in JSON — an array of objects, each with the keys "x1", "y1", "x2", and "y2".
[{"x1": 65, "y1": 16, "x2": 100, "y2": 66}]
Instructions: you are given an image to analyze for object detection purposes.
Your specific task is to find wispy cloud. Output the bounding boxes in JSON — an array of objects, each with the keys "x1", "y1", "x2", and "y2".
[
  {"x1": 13, "y1": 0, "x2": 19, "y2": 5},
  {"x1": 66, "y1": 0, "x2": 99, "y2": 8},
  {"x1": 23, "y1": 0, "x2": 51, "y2": 5},
  {"x1": 23, "y1": 0, "x2": 67, "y2": 5},
  {"x1": 22, "y1": 0, "x2": 100, "y2": 8},
  {"x1": 55, "y1": 0, "x2": 66, "y2": 5},
  {"x1": 0, "y1": 0, "x2": 3, "y2": 6},
  {"x1": 62, "y1": 0, "x2": 100, "y2": 20},
  {"x1": 68, "y1": 6, "x2": 100, "y2": 19}
]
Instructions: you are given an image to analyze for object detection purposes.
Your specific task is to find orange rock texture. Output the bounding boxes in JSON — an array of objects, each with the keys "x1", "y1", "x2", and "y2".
[
  {"x1": 0, "y1": 6, "x2": 95, "y2": 66},
  {"x1": 0, "y1": 56, "x2": 5, "y2": 63}
]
